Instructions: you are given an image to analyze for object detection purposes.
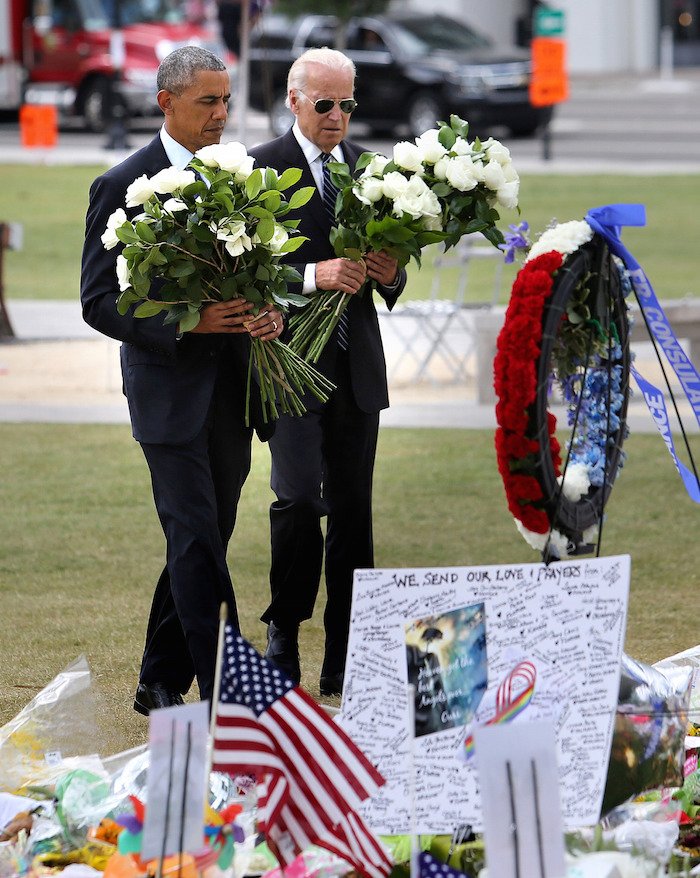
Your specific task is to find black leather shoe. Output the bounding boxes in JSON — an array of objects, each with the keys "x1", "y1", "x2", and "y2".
[
  {"x1": 264, "y1": 622, "x2": 301, "y2": 683},
  {"x1": 319, "y1": 672, "x2": 344, "y2": 697},
  {"x1": 134, "y1": 682, "x2": 184, "y2": 716}
]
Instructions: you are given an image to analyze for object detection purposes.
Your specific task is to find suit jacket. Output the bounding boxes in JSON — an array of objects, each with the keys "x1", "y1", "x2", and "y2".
[
  {"x1": 249, "y1": 130, "x2": 406, "y2": 414},
  {"x1": 81, "y1": 135, "x2": 267, "y2": 444}
]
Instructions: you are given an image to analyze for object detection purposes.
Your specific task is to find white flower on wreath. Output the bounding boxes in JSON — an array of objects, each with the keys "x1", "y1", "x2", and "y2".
[
  {"x1": 392, "y1": 174, "x2": 441, "y2": 220},
  {"x1": 392, "y1": 141, "x2": 425, "y2": 174},
  {"x1": 101, "y1": 208, "x2": 127, "y2": 249},
  {"x1": 115, "y1": 254, "x2": 132, "y2": 292},
  {"x1": 558, "y1": 461, "x2": 591, "y2": 502},
  {"x1": 211, "y1": 219, "x2": 253, "y2": 257},
  {"x1": 195, "y1": 141, "x2": 255, "y2": 180},
  {"x1": 515, "y1": 520, "x2": 570, "y2": 559},
  {"x1": 150, "y1": 166, "x2": 196, "y2": 195},
  {"x1": 526, "y1": 219, "x2": 594, "y2": 263},
  {"x1": 414, "y1": 128, "x2": 448, "y2": 164},
  {"x1": 125, "y1": 174, "x2": 156, "y2": 207}
]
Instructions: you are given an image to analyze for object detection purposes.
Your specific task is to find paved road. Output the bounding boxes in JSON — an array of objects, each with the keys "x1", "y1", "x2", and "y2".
[{"x1": 2, "y1": 69, "x2": 700, "y2": 171}]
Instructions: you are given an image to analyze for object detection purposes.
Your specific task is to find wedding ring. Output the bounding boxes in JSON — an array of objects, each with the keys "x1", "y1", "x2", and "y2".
[{"x1": 272, "y1": 320, "x2": 278, "y2": 330}]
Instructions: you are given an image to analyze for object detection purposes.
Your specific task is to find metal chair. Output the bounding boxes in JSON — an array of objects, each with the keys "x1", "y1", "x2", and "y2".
[{"x1": 385, "y1": 238, "x2": 504, "y2": 385}]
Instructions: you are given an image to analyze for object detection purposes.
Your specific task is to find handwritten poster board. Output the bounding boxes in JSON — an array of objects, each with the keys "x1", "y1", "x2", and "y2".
[{"x1": 339, "y1": 555, "x2": 630, "y2": 834}]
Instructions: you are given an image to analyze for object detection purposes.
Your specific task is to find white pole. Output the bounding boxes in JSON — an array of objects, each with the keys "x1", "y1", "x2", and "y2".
[
  {"x1": 407, "y1": 684, "x2": 419, "y2": 878},
  {"x1": 206, "y1": 602, "x2": 228, "y2": 778}
]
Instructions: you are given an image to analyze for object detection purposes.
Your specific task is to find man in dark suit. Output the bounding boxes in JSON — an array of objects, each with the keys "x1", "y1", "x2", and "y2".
[
  {"x1": 249, "y1": 48, "x2": 406, "y2": 697},
  {"x1": 80, "y1": 46, "x2": 283, "y2": 714}
]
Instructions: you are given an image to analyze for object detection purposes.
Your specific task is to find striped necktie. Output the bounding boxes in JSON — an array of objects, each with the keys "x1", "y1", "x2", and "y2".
[{"x1": 321, "y1": 152, "x2": 349, "y2": 350}]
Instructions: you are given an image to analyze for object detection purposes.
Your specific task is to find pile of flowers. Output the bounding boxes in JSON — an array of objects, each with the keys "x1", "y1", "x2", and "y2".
[
  {"x1": 289, "y1": 114, "x2": 519, "y2": 361},
  {"x1": 102, "y1": 141, "x2": 334, "y2": 424},
  {"x1": 494, "y1": 219, "x2": 631, "y2": 559}
]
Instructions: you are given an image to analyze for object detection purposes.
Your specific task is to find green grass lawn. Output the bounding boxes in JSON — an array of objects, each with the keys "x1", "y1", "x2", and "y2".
[
  {"x1": 1, "y1": 165, "x2": 698, "y2": 304},
  {"x1": 1, "y1": 423, "x2": 698, "y2": 756}
]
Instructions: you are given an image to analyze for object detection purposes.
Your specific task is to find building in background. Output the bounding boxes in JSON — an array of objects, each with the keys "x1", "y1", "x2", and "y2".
[{"x1": 398, "y1": 0, "x2": 691, "y2": 75}]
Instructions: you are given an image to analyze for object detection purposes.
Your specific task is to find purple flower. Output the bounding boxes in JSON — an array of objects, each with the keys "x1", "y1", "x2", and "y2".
[{"x1": 499, "y1": 220, "x2": 530, "y2": 263}]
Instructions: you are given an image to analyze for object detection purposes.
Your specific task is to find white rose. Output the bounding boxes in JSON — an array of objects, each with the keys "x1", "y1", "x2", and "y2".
[
  {"x1": 381, "y1": 171, "x2": 411, "y2": 199},
  {"x1": 364, "y1": 153, "x2": 390, "y2": 176},
  {"x1": 116, "y1": 254, "x2": 131, "y2": 291},
  {"x1": 423, "y1": 213, "x2": 444, "y2": 232},
  {"x1": 125, "y1": 174, "x2": 156, "y2": 207},
  {"x1": 354, "y1": 176, "x2": 384, "y2": 204},
  {"x1": 451, "y1": 137, "x2": 474, "y2": 156},
  {"x1": 392, "y1": 141, "x2": 424, "y2": 174},
  {"x1": 495, "y1": 181, "x2": 519, "y2": 210},
  {"x1": 150, "y1": 166, "x2": 185, "y2": 194},
  {"x1": 444, "y1": 155, "x2": 479, "y2": 191},
  {"x1": 393, "y1": 174, "x2": 441, "y2": 219},
  {"x1": 101, "y1": 208, "x2": 127, "y2": 250},
  {"x1": 433, "y1": 156, "x2": 450, "y2": 181},
  {"x1": 196, "y1": 141, "x2": 254, "y2": 180},
  {"x1": 483, "y1": 138, "x2": 512, "y2": 165},
  {"x1": 414, "y1": 128, "x2": 447, "y2": 164},
  {"x1": 162, "y1": 197, "x2": 188, "y2": 214},
  {"x1": 481, "y1": 159, "x2": 507, "y2": 191},
  {"x1": 216, "y1": 219, "x2": 253, "y2": 257}
]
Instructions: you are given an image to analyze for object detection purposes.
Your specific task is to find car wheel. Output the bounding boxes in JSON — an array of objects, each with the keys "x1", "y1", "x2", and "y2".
[
  {"x1": 269, "y1": 92, "x2": 294, "y2": 138},
  {"x1": 81, "y1": 77, "x2": 111, "y2": 133},
  {"x1": 407, "y1": 92, "x2": 442, "y2": 138}
]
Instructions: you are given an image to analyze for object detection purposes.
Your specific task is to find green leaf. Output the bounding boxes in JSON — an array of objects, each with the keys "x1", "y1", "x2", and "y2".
[
  {"x1": 256, "y1": 216, "x2": 275, "y2": 243},
  {"x1": 258, "y1": 189, "x2": 282, "y2": 211},
  {"x1": 450, "y1": 114, "x2": 470, "y2": 139},
  {"x1": 438, "y1": 125, "x2": 457, "y2": 150},
  {"x1": 275, "y1": 167, "x2": 302, "y2": 190},
  {"x1": 212, "y1": 190, "x2": 235, "y2": 214},
  {"x1": 178, "y1": 309, "x2": 202, "y2": 332},
  {"x1": 280, "y1": 235, "x2": 308, "y2": 253},
  {"x1": 246, "y1": 169, "x2": 264, "y2": 200},
  {"x1": 343, "y1": 247, "x2": 364, "y2": 261},
  {"x1": 220, "y1": 275, "x2": 239, "y2": 299},
  {"x1": 116, "y1": 226, "x2": 140, "y2": 245},
  {"x1": 354, "y1": 152, "x2": 375, "y2": 171},
  {"x1": 288, "y1": 186, "x2": 315, "y2": 210},
  {"x1": 134, "y1": 300, "x2": 165, "y2": 319},
  {"x1": 169, "y1": 261, "x2": 196, "y2": 278},
  {"x1": 192, "y1": 223, "x2": 215, "y2": 243},
  {"x1": 255, "y1": 264, "x2": 270, "y2": 281}
]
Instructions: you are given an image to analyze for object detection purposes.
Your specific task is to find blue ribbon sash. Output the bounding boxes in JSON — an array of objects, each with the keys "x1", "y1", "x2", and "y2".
[{"x1": 585, "y1": 204, "x2": 700, "y2": 502}]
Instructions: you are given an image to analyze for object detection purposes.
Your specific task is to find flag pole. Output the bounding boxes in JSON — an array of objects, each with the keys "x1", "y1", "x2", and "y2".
[{"x1": 206, "y1": 602, "x2": 228, "y2": 778}]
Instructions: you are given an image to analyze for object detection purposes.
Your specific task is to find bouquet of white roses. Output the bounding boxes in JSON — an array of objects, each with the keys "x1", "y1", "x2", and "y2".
[
  {"x1": 289, "y1": 115, "x2": 519, "y2": 362},
  {"x1": 102, "y1": 141, "x2": 334, "y2": 424}
]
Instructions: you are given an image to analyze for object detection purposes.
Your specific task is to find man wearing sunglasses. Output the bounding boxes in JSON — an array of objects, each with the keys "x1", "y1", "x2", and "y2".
[{"x1": 250, "y1": 47, "x2": 407, "y2": 698}]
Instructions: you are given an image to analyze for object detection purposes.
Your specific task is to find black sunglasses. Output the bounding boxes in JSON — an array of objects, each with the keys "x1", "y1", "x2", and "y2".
[{"x1": 299, "y1": 92, "x2": 358, "y2": 115}]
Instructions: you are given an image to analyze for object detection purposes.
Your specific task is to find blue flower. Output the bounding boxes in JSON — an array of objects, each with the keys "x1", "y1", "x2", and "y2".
[{"x1": 499, "y1": 220, "x2": 530, "y2": 263}]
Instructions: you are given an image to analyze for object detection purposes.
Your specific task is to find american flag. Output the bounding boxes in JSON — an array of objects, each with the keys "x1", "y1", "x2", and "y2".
[
  {"x1": 419, "y1": 852, "x2": 473, "y2": 878},
  {"x1": 211, "y1": 626, "x2": 392, "y2": 878}
]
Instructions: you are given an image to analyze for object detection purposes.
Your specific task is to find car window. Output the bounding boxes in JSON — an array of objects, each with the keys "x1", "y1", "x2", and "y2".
[
  {"x1": 391, "y1": 15, "x2": 492, "y2": 53},
  {"x1": 347, "y1": 27, "x2": 388, "y2": 52},
  {"x1": 303, "y1": 24, "x2": 337, "y2": 48}
]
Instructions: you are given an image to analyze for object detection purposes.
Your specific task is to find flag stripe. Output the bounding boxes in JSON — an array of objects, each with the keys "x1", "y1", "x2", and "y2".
[{"x1": 212, "y1": 627, "x2": 392, "y2": 878}]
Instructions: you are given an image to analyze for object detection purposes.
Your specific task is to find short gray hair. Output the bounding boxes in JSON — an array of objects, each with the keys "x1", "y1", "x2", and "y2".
[
  {"x1": 157, "y1": 46, "x2": 226, "y2": 95},
  {"x1": 286, "y1": 47, "x2": 355, "y2": 108}
]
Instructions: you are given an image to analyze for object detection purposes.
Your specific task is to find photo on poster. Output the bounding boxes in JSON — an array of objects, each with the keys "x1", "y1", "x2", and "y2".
[{"x1": 404, "y1": 603, "x2": 487, "y2": 738}]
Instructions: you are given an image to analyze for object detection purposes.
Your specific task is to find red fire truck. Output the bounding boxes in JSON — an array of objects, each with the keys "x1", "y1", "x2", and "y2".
[{"x1": 0, "y1": 0, "x2": 228, "y2": 130}]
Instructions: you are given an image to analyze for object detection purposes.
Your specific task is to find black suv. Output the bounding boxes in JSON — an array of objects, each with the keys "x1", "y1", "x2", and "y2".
[{"x1": 248, "y1": 12, "x2": 553, "y2": 139}]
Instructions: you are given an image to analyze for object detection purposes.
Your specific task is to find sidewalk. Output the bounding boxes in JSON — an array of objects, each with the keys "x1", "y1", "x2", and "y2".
[{"x1": 0, "y1": 299, "x2": 695, "y2": 434}]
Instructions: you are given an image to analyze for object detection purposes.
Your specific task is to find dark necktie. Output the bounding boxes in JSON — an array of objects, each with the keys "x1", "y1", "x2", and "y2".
[{"x1": 321, "y1": 152, "x2": 349, "y2": 350}]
